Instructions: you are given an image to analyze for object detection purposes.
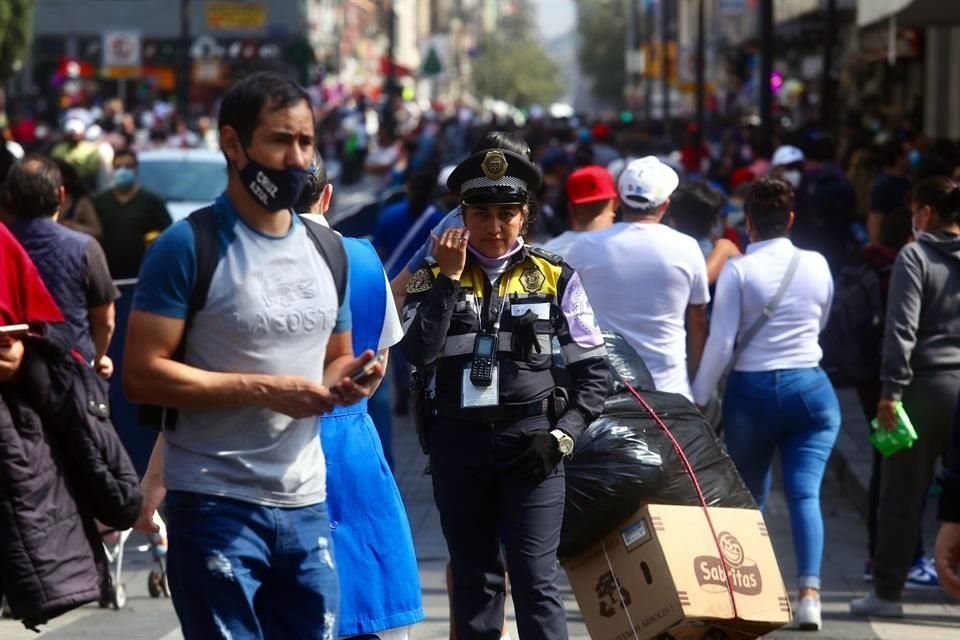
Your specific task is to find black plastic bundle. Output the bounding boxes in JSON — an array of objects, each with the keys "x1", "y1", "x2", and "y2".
[
  {"x1": 559, "y1": 334, "x2": 755, "y2": 558},
  {"x1": 559, "y1": 417, "x2": 664, "y2": 558}
]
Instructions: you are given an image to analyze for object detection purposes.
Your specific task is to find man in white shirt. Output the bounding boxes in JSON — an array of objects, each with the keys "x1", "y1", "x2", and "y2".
[
  {"x1": 540, "y1": 165, "x2": 618, "y2": 259},
  {"x1": 566, "y1": 156, "x2": 710, "y2": 400}
]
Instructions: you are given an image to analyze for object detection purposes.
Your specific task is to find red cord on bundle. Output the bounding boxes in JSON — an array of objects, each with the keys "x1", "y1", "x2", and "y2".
[{"x1": 624, "y1": 381, "x2": 741, "y2": 620}]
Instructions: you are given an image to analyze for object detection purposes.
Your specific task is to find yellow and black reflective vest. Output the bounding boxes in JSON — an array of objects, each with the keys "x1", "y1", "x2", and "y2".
[{"x1": 400, "y1": 245, "x2": 608, "y2": 437}]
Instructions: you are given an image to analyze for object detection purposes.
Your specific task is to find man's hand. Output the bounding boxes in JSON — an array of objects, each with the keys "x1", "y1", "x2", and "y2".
[
  {"x1": 133, "y1": 473, "x2": 166, "y2": 535},
  {"x1": 0, "y1": 338, "x2": 25, "y2": 383},
  {"x1": 936, "y1": 522, "x2": 960, "y2": 599},
  {"x1": 876, "y1": 399, "x2": 898, "y2": 432},
  {"x1": 330, "y1": 350, "x2": 384, "y2": 406},
  {"x1": 260, "y1": 376, "x2": 337, "y2": 418},
  {"x1": 95, "y1": 354, "x2": 114, "y2": 380},
  {"x1": 432, "y1": 228, "x2": 469, "y2": 280}
]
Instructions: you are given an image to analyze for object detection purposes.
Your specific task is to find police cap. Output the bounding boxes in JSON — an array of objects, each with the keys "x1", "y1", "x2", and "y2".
[{"x1": 447, "y1": 149, "x2": 543, "y2": 206}]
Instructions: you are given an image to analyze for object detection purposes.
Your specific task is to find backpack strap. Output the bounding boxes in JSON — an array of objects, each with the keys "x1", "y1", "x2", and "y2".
[
  {"x1": 300, "y1": 216, "x2": 348, "y2": 308},
  {"x1": 184, "y1": 206, "x2": 220, "y2": 334},
  {"x1": 140, "y1": 206, "x2": 219, "y2": 431}
]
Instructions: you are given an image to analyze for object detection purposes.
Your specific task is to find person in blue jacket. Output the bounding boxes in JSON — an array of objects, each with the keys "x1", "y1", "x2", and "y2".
[{"x1": 297, "y1": 153, "x2": 424, "y2": 640}]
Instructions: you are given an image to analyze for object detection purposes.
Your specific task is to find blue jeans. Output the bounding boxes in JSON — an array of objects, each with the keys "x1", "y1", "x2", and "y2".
[
  {"x1": 165, "y1": 491, "x2": 339, "y2": 640},
  {"x1": 722, "y1": 368, "x2": 841, "y2": 590}
]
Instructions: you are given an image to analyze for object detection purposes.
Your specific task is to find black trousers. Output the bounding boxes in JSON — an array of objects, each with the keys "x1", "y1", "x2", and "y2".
[{"x1": 429, "y1": 415, "x2": 567, "y2": 640}]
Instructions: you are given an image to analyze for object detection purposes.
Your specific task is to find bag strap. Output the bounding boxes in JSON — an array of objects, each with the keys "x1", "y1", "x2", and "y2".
[
  {"x1": 300, "y1": 215, "x2": 348, "y2": 309},
  {"x1": 724, "y1": 249, "x2": 802, "y2": 378}
]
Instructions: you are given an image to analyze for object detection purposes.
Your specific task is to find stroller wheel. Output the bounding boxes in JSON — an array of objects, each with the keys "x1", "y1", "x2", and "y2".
[
  {"x1": 112, "y1": 581, "x2": 127, "y2": 609},
  {"x1": 148, "y1": 569, "x2": 168, "y2": 598}
]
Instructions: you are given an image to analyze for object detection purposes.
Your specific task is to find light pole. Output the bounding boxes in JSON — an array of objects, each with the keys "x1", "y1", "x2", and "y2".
[
  {"x1": 179, "y1": 0, "x2": 191, "y2": 113},
  {"x1": 695, "y1": 0, "x2": 705, "y2": 146},
  {"x1": 759, "y1": 0, "x2": 774, "y2": 156},
  {"x1": 820, "y1": 0, "x2": 837, "y2": 129}
]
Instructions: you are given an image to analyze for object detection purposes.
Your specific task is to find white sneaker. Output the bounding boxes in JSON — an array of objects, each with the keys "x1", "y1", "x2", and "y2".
[{"x1": 795, "y1": 596, "x2": 822, "y2": 631}]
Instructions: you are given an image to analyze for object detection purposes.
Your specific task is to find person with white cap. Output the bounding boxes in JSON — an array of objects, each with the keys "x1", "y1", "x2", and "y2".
[
  {"x1": 771, "y1": 145, "x2": 806, "y2": 188},
  {"x1": 566, "y1": 156, "x2": 710, "y2": 401}
]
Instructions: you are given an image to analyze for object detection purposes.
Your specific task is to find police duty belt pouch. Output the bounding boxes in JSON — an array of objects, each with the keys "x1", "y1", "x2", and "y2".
[{"x1": 564, "y1": 504, "x2": 791, "y2": 640}]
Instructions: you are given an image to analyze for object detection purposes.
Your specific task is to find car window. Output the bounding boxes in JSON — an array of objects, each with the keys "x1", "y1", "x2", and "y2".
[{"x1": 137, "y1": 160, "x2": 227, "y2": 202}]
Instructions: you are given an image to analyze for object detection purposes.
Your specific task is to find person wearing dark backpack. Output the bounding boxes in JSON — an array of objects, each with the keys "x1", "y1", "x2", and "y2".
[
  {"x1": 852, "y1": 177, "x2": 960, "y2": 617},
  {"x1": 124, "y1": 72, "x2": 383, "y2": 639},
  {"x1": 843, "y1": 209, "x2": 939, "y2": 588}
]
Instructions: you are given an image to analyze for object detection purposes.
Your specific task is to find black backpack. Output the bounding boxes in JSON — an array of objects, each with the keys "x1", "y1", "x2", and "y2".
[
  {"x1": 139, "y1": 207, "x2": 347, "y2": 430},
  {"x1": 820, "y1": 264, "x2": 885, "y2": 387}
]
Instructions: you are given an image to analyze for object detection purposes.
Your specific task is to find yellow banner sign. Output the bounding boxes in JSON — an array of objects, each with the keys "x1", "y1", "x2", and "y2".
[{"x1": 206, "y1": 3, "x2": 267, "y2": 30}]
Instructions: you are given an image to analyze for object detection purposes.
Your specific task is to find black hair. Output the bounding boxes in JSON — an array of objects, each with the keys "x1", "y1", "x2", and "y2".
[
  {"x1": 218, "y1": 71, "x2": 312, "y2": 149},
  {"x1": 113, "y1": 148, "x2": 138, "y2": 166},
  {"x1": 806, "y1": 133, "x2": 835, "y2": 163},
  {"x1": 668, "y1": 181, "x2": 726, "y2": 239},
  {"x1": 407, "y1": 162, "x2": 440, "y2": 220},
  {"x1": 883, "y1": 207, "x2": 913, "y2": 251},
  {"x1": 294, "y1": 148, "x2": 329, "y2": 212},
  {"x1": 54, "y1": 158, "x2": 88, "y2": 198},
  {"x1": 470, "y1": 131, "x2": 532, "y2": 160},
  {"x1": 744, "y1": 176, "x2": 794, "y2": 239},
  {"x1": 912, "y1": 176, "x2": 960, "y2": 225},
  {"x1": 6, "y1": 154, "x2": 63, "y2": 218},
  {"x1": 915, "y1": 153, "x2": 953, "y2": 181},
  {"x1": 877, "y1": 139, "x2": 906, "y2": 169}
]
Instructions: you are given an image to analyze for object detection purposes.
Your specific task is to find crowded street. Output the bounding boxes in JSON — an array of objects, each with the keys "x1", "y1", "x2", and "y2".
[
  {"x1": 2, "y1": 1, "x2": 960, "y2": 639},
  {"x1": 1, "y1": 380, "x2": 958, "y2": 639}
]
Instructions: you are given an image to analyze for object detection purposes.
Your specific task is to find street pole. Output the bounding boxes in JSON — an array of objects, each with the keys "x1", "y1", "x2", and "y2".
[
  {"x1": 626, "y1": 0, "x2": 636, "y2": 111},
  {"x1": 819, "y1": 0, "x2": 837, "y2": 129},
  {"x1": 661, "y1": 0, "x2": 671, "y2": 124},
  {"x1": 382, "y1": 1, "x2": 398, "y2": 138},
  {"x1": 644, "y1": 0, "x2": 653, "y2": 122},
  {"x1": 179, "y1": 0, "x2": 190, "y2": 114},
  {"x1": 695, "y1": 0, "x2": 705, "y2": 147},
  {"x1": 759, "y1": 0, "x2": 774, "y2": 156}
]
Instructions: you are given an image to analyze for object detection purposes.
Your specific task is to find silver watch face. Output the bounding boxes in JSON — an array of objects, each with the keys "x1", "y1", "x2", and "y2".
[{"x1": 553, "y1": 431, "x2": 574, "y2": 455}]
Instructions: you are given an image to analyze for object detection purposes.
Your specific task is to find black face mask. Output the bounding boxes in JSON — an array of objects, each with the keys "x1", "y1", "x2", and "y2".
[{"x1": 237, "y1": 151, "x2": 309, "y2": 212}]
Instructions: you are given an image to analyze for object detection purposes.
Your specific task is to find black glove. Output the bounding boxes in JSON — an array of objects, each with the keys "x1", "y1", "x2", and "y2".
[
  {"x1": 512, "y1": 430, "x2": 563, "y2": 482},
  {"x1": 511, "y1": 310, "x2": 543, "y2": 361}
]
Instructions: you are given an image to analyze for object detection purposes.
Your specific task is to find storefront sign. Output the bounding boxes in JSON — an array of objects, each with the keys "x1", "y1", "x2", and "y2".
[
  {"x1": 206, "y1": 2, "x2": 268, "y2": 31},
  {"x1": 103, "y1": 30, "x2": 142, "y2": 79}
]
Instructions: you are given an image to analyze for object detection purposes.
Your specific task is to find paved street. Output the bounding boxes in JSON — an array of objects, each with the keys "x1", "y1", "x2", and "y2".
[{"x1": 3, "y1": 385, "x2": 958, "y2": 639}]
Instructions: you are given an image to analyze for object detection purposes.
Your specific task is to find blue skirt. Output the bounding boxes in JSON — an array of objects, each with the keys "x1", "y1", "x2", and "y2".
[{"x1": 320, "y1": 409, "x2": 424, "y2": 636}]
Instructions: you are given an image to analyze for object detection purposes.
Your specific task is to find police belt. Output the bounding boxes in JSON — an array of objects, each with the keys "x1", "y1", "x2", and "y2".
[{"x1": 433, "y1": 398, "x2": 550, "y2": 423}]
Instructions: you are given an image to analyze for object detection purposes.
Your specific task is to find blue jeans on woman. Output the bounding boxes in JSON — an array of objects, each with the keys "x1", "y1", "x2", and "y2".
[{"x1": 722, "y1": 367, "x2": 841, "y2": 590}]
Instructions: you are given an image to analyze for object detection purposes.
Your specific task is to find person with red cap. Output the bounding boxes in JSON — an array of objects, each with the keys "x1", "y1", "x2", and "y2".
[{"x1": 539, "y1": 165, "x2": 618, "y2": 258}]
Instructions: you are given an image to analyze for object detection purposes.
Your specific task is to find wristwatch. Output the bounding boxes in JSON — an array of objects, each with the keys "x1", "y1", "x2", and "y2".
[{"x1": 550, "y1": 429, "x2": 574, "y2": 457}]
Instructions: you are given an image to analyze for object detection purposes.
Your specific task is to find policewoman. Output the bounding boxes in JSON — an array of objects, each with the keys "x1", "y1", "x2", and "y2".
[{"x1": 400, "y1": 145, "x2": 609, "y2": 640}]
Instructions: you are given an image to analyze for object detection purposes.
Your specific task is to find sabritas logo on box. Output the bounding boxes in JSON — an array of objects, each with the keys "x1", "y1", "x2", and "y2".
[{"x1": 694, "y1": 532, "x2": 763, "y2": 596}]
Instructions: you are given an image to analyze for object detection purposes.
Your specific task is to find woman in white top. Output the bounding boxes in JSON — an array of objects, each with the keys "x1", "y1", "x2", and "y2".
[{"x1": 692, "y1": 177, "x2": 840, "y2": 632}]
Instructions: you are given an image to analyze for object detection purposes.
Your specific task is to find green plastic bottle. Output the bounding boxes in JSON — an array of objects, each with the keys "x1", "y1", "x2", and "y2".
[{"x1": 870, "y1": 401, "x2": 918, "y2": 457}]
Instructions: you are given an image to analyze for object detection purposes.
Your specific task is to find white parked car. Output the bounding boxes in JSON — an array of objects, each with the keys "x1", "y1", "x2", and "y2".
[{"x1": 136, "y1": 149, "x2": 227, "y2": 222}]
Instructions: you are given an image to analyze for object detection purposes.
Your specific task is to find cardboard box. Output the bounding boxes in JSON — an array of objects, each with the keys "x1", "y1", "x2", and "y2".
[{"x1": 564, "y1": 504, "x2": 792, "y2": 640}]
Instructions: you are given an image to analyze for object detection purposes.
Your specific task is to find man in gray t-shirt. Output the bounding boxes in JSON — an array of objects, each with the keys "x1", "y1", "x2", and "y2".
[{"x1": 125, "y1": 73, "x2": 382, "y2": 640}]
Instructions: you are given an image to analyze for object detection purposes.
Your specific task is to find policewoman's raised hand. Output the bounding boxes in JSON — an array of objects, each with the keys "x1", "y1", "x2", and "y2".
[{"x1": 432, "y1": 228, "x2": 470, "y2": 280}]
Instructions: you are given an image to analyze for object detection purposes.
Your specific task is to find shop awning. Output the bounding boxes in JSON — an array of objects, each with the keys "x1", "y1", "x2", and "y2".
[{"x1": 858, "y1": 0, "x2": 960, "y2": 27}]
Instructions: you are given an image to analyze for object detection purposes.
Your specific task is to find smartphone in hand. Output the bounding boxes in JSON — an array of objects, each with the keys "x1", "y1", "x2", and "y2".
[
  {"x1": 350, "y1": 352, "x2": 386, "y2": 384},
  {"x1": 0, "y1": 324, "x2": 29, "y2": 342},
  {"x1": 0, "y1": 324, "x2": 29, "y2": 337}
]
